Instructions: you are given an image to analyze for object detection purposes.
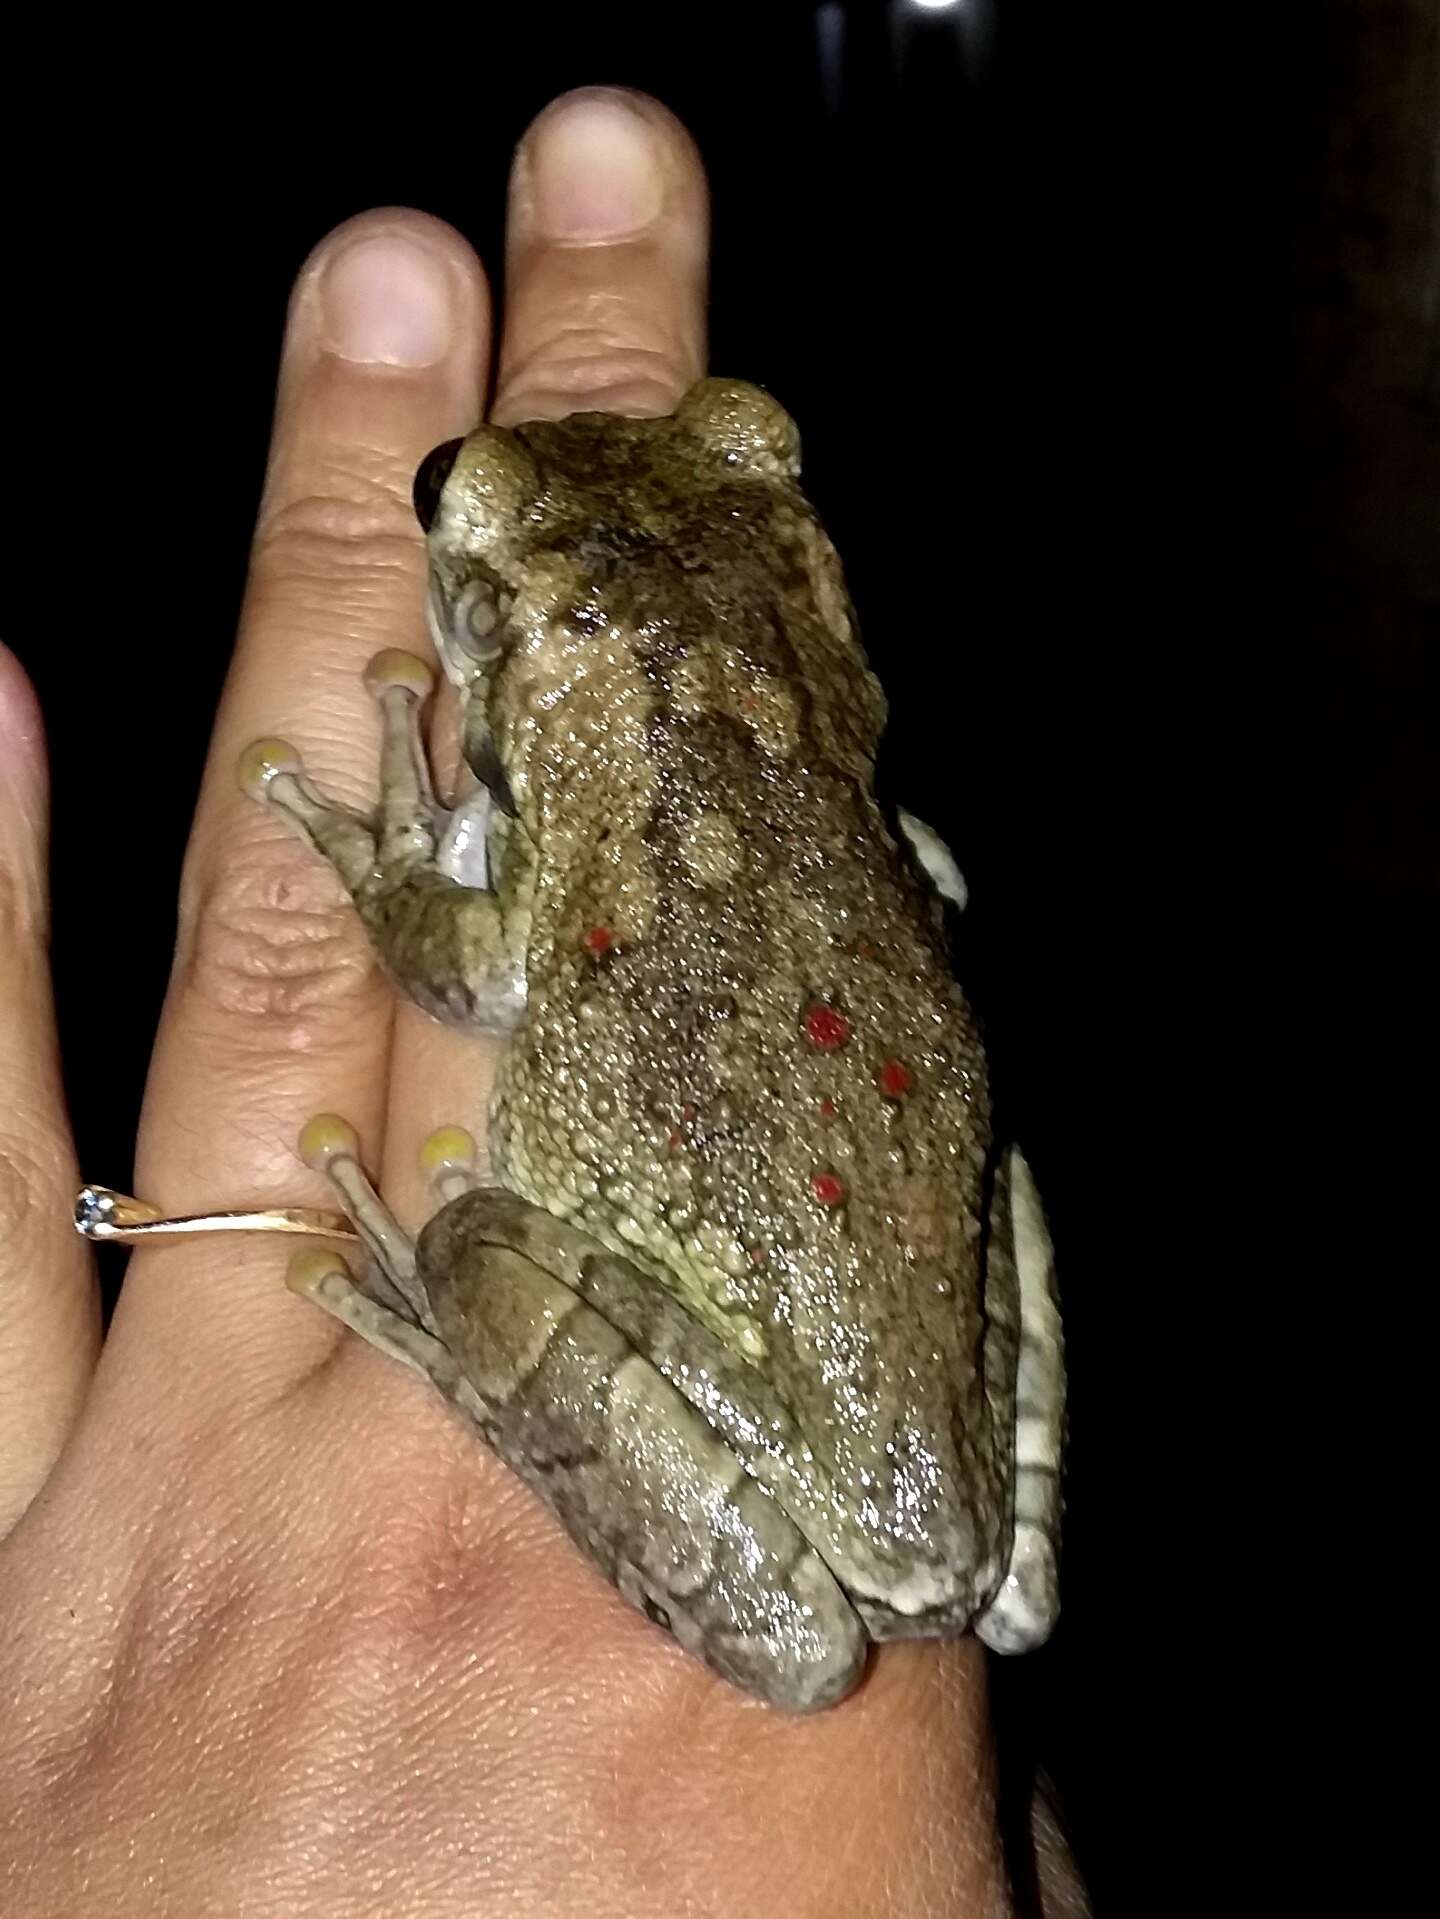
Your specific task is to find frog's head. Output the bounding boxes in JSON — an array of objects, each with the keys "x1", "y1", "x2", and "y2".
[
  {"x1": 411, "y1": 381, "x2": 806, "y2": 782},
  {"x1": 413, "y1": 378, "x2": 803, "y2": 674}
]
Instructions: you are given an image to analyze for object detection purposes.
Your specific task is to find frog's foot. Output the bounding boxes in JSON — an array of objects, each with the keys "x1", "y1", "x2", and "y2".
[
  {"x1": 418, "y1": 1125, "x2": 484, "y2": 1206},
  {"x1": 288, "y1": 1118, "x2": 489, "y2": 1418},
  {"x1": 239, "y1": 652, "x2": 528, "y2": 1034},
  {"x1": 286, "y1": 1246, "x2": 464, "y2": 1398},
  {"x1": 296, "y1": 1115, "x2": 437, "y2": 1333},
  {"x1": 974, "y1": 1146, "x2": 1064, "y2": 1654}
]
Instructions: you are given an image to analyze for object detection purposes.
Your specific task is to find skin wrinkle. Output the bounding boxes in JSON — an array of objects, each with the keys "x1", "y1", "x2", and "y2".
[
  {"x1": 498, "y1": 187, "x2": 705, "y2": 415},
  {"x1": 173, "y1": 882, "x2": 381, "y2": 1027},
  {"x1": 256, "y1": 425, "x2": 429, "y2": 523},
  {"x1": 0, "y1": 1132, "x2": 60, "y2": 1261},
  {"x1": 18, "y1": 1552, "x2": 149, "y2": 1799},
  {"x1": 0, "y1": 1049, "x2": 93, "y2": 1531},
  {"x1": 498, "y1": 355, "x2": 699, "y2": 418},
  {"x1": 245, "y1": 566, "x2": 425, "y2": 637},
  {"x1": 253, "y1": 500, "x2": 420, "y2": 571},
  {"x1": 538, "y1": 286, "x2": 677, "y2": 327},
  {"x1": 0, "y1": 824, "x2": 47, "y2": 954},
  {"x1": 504, "y1": 310, "x2": 693, "y2": 368},
  {"x1": 173, "y1": 775, "x2": 378, "y2": 977},
  {"x1": 0, "y1": 860, "x2": 46, "y2": 947}
]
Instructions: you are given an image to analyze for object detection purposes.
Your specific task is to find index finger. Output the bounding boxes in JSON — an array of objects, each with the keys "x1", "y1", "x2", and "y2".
[
  {"x1": 124, "y1": 213, "x2": 491, "y2": 1383},
  {"x1": 496, "y1": 86, "x2": 708, "y2": 423}
]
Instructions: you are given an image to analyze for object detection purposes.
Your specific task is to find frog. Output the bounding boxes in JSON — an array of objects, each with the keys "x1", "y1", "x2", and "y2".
[{"x1": 239, "y1": 378, "x2": 1065, "y2": 1712}]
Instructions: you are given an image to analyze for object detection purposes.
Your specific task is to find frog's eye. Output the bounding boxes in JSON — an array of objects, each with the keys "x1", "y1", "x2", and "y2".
[
  {"x1": 413, "y1": 438, "x2": 464, "y2": 531},
  {"x1": 452, "y1": 579, "x2": 510, "y2": 663}
]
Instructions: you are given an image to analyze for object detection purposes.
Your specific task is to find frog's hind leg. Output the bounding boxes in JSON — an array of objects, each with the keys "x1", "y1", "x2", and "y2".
[
  {"x1": 240, "y1": 651, "x2": 529, "y2": 1033},
  {"x1": 975, "y1": 1146, "x2": 1065, "y2": 1654},
  {"x1": 406, "y1": 1140, "x2": 866, "y2": 1713},
  {"x1": 287, "y1": 1120, "x2": 866, "y2": 1710}
]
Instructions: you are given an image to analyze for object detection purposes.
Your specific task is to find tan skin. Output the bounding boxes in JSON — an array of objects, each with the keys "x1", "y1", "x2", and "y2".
[{"x1": 0, "y1": 91, "x2": 1018, "y2": 1917}]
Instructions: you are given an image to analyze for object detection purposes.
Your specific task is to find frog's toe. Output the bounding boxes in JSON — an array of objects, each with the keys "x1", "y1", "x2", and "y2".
[
  {"x1": 896, "y1": 808, "x2": 967, "y2": 912},
  {"x1": 298, "y1": 1112, "x2": 363, "y2": 1173},
  {"x1": 237, "y1": 735, "x2": 305, "y2": 800},
  {"x1": 420, "y1": 1125, "x2": 482, "y2": 1206},
  {"x1": 296, "y1": 1114, "x2": 433, "y2": 1330},
  {"x1": 285, "y1": 1243, "x2": 357, "y2": 1306},
  {"x1": 363, "y1": 647, "x2": 435, "y2": 702},
  {"x1": 975, "y1": 1531, "x2": 1061, "y2": 1655},
  {"x1": 239, "y1": 739, "x2": 381, "y2": 890},
  {"x1": 297, "y1": 1114, "x2": 391, "y2": 1245}
]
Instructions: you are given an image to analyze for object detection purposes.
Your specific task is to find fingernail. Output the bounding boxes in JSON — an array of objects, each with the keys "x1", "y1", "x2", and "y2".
[
  {"x1": 320, "y1": 235, "x2": 454, "y2": 366},
  {"x1": 529, "y1": 93, "x2": 664, "y2": 240}
]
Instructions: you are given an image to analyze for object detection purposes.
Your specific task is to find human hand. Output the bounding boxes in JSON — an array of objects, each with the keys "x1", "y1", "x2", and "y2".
[{"x1": 0, "y1": 89, "x2": 1013, "y2": 1918}]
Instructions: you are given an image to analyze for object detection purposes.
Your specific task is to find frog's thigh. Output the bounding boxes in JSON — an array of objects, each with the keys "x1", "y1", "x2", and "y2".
[
  {"x1": 420, "y1": 1189, "x2": 915, "y2": 1599},
  {"x1": 975, "y1": 1146, "x2": 1065, "y2": 1654},
  {"x1": 896, "y1": 807, "x2": 967, "y2": 912},
  {"x1": 420, "y1": 1207, "x2": 866, "y2": 1712}
]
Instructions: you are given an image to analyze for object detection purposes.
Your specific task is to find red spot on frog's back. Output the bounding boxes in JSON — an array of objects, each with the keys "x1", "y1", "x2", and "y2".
[
  {"x1": 804, "y1": 1005, "x2": 851, "y2": 1050},
  {"x1": 880, "y1": 1058, "x2": 913, "y2": 1099}
]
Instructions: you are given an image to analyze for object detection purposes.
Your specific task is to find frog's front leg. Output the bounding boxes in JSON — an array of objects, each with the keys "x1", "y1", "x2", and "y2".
[
  {"x1": 293, "y1": 1118, "x2": 868, "y2": 1713},
  {"x1": 239, "y1": 650, "x2": 529, "y2": 1032}
]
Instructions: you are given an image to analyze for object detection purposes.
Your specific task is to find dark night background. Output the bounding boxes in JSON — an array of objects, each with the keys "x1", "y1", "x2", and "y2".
[{"x1": 11, "y1": 1, "x2": 1436, "y2": 1908}]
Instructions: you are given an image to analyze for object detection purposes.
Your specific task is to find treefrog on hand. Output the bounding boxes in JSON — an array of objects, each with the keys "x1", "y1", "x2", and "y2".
[{"x1": 242, "y1": 379, "x2": 1064, "y2": 1711}]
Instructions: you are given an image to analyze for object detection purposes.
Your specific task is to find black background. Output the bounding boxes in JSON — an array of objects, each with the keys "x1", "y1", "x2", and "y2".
[{"x1": 11, "y1": 1, "x2": 1436, "y2": 1908}]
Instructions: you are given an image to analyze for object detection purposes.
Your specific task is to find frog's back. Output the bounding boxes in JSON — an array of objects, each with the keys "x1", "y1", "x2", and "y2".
[{"x1": 486, "y1": 403, "x2": 1011, "y2": 1614}]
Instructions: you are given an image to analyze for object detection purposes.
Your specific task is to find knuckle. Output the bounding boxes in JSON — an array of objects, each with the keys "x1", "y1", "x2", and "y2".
[
  {"x1": 0, "y1": 845, "x2": 45, "y2": 949},
  {"x1": 253, "y1": 444, "x2": 421, "y2": 591},
  {"x1": 500, "y1": 321, "x2": 692, "y2": 421},
  {"x1": 0, "y1": 1128, "x2": 62, "y2": 1257},
  {"x1": 175, "y1": 843, "x2": 381, "y2": 1036}
]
